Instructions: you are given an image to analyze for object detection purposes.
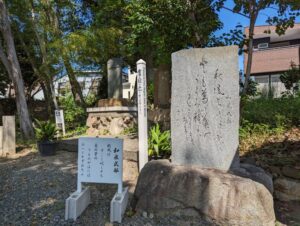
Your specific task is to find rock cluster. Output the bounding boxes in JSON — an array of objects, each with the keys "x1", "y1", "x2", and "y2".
[
  {"x1": 86, "y1": 114, "x2": 137, "y2": 136},
  {"x1": 132, "y1": 160, "x2": 275, "y2": 226}
]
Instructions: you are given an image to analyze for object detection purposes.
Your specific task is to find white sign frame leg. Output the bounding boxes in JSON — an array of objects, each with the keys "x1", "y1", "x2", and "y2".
[
  {"x1": 65, "y1": 138, "x2": 128, "y2": 223},
  {"x1": 137, "y1": 59, "x2": 148, "y2": 171}
]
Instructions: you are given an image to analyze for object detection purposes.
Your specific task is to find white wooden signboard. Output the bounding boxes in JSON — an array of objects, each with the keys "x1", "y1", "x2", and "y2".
[
  {"x1": 55, "y1": 110, "x2": 65, "y2": 136},
  {"x1": 65, "y1": 137, "x2": 128, "y2": 223},
  {"x1": 77, "y1": 137, "x2": 123, "y2": 193}
]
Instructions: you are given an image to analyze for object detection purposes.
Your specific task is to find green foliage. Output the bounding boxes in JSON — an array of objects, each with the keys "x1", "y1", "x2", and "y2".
[
  {"x1": 240, "y1": 78, "x2": 258, "y2": 96},
  {"x1": 147, "y1": 81, "x2": 154, "y2": 104},
  {"x1": 85, "y1": 93, "x2": 97, "y2": 107},
  {"x1": 125, "y1": 0, "x2": 221, "y2": 65},
  {"x1": 59, "y1": 93, "x2": 86, "y2": 130},
  {"x1": 34, "y1": 120, "x2": 57, "y2": 142},
  {"x1": 0, "y1": 69, "x2": 9, "y2": 96},
  {"x1": 148, "y1": 124, "x2": 171, "y2": 157},
  {"x1": 280, "y1": 63, "x2": 300, "y2": 95},
  {"x1": 122, "y1": 125, "x2": 138, "y2": 135},
  {"x1": 241, "y1": 96, "x2": 300, "y2": 136},
  {"x1": 64, "y1": 126, "x2": 87, "y2": 138}
]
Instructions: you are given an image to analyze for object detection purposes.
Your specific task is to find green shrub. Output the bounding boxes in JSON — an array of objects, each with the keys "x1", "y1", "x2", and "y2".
[
  {"x1": 34, "y1": 120, "x2": 58, "y2": 142},
  {"x1": 85, "y1": 93, "x2": 97, "y2": 107},
  {"x1": 122, "y1": 125, "x2": 138, "y2": 135},
  {"x1": 59, "y1": 93, "x2": 86, "y2": 130},
  {"x1": 64, "y1": 126, "x2": 87, "y2": 138},
  {"x1": 240, "y1": 96, "x2": 300, "y2": 142},
  {"x1": 148, "y1": 124, "x2": 171, "y2": 157},
  {"x1": 242, "y1": 96, "x2": 300, "y2": 129}
]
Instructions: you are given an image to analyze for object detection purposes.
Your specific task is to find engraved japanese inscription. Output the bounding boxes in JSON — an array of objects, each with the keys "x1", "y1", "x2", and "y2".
[{"x1": 171, "y1": 46, "x2": 239, "y2": 170}]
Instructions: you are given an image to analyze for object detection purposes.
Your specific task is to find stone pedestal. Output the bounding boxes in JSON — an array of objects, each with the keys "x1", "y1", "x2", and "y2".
[
  {"x1": 132, "y1": 160, "x2": 275, "y2": 226},
  {"x1": 107, "y1": 58, "x2": 123, "y2": 99},
  {"x1": 3, "y1": 116, "x2": 15, "y2": 155},
  {"x1": 110, "y1": 187, "x2": 129, "y2": 223},
  {"x1": 65, "y1": 187, "x2": 91, "y2": 220},
  {"x1": 171, "y1": 46, "x2": 239, "y2": 170},
  {"x1": 86, "y1": 107, "x2": 137, "y2": 136}
]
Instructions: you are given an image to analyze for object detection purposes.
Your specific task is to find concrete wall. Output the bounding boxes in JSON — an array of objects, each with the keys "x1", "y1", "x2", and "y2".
[
  {"x1": 254, "y1": 74, "x2": 287, "y2": 97},
  {"x1": 244, "y1": 46, "x2": 300, "y2": 74}
]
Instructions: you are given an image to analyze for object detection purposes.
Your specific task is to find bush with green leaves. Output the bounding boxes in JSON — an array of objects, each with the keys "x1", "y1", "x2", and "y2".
[
  {"x1": 148, "y1": 124, "x2": 171, "y2": 157},
  {"x1": 240, "y1": 96, "x2": 300, "y2": 140},
  {"x1": 34, "y1": 120, "x2": 58, "y2": 142},
  {"x1": 59, "y1": 93, "x2": 86, "y2": 130},
  {"x1": 280, "y1": 63, "x2": 300, "y2": 95}
]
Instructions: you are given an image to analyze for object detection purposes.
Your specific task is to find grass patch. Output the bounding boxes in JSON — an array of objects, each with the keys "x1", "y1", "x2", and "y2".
[{"x1": 240, "y1": 96, "x2": 300, "y2": 168}]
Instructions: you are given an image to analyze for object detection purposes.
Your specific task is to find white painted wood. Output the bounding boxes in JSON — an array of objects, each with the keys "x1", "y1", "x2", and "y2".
[
  {"x1": 77, "y1": 137, "x2": 124, "y2": 194},
  {"x1": 137, "y1": 59, "x2": 148, "y2": 171},
  {"x1": 55, "y1": 110, "x2": 66, "y2": 136}
]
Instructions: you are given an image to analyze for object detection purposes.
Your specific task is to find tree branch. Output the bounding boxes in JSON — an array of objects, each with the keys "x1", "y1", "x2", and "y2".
[{"x1": 221, "y1": 6, "x2": 250, "y2": 18}]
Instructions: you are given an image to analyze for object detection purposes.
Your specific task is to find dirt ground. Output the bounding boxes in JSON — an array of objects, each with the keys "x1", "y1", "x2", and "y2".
[{"x1": 0, "y1": 146, "x2": 299, "y2": 226}]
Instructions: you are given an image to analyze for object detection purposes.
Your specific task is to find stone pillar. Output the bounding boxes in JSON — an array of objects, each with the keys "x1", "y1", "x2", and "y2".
[
  {"x1": 171, "y1": 46, "x2": 239, "y2": 171},
  {"x1": 154, "y1": 64, "x2": 171, "y2": 108},
  {"x1": 137, "y1": 59, "x2": 148, "y2": 171},
  {"x1": 107, "y1": 58, "x2": 123, "y2": 99},
  {"x1": 3, "y1": 116, "x2": 16, "y2": 155},
  {"x1": 0, "y1": 126, "x2": 3, "y2": 156}
]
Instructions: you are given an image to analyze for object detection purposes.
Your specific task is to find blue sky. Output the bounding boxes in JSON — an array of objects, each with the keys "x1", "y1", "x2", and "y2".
[{"x1": 217, "y1": 0, "x2": 300, "y2": 71}]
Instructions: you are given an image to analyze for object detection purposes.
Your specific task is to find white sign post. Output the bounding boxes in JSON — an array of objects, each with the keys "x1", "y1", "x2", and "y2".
[
  {"x1": 55, "y1": 110, "x2": 66, "y2": 136},
  {"x1": 137, "y1": 59, "x2": 148, "y2": 171},
  {"x1": 65, "y1": 137, "x2": 128, "y2": 223}
]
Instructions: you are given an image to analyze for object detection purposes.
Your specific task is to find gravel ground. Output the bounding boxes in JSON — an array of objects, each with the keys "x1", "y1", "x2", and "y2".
[{"x1": 0, "y1": 150, "x2": 211, "y2": 226}]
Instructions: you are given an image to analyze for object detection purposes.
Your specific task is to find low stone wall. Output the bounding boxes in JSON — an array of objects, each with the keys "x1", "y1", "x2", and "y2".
[{"x1": 86, "y1": 107, "x2": 137, "y2": 136}]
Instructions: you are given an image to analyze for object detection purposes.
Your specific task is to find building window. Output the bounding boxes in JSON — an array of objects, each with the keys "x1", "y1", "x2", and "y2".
[{"x1": 258, "y1": 43, "x2": 269, "y2": 49}]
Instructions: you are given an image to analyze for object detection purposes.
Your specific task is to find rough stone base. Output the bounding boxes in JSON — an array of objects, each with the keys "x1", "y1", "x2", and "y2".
[
  {"x1": 86, "y1": 112, "x2": 137, "y2": 136},
  {"x1": 274, "y1": 177, "x2": 300, "y2": 201},
  {"x1": 231, "y1": 163, "x2": 273, "y2": 194},
  {"x1": 132, "y1": 160, "x2": 275, "y2": 226},
  {"x1": 65, "y1": 187, "x2": 91, "y2": 220},
  {"x1": 110, "y1": 187, "x2": 129, "y2": 223}
]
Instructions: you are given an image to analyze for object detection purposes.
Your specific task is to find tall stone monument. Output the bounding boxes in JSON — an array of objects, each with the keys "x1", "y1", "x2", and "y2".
[
  {"x1": 107, "y1": 58, "x2": 123, "y2": 99},
  {"x1": 171, "y1": 46, "x2": 239, "y2": 170}
]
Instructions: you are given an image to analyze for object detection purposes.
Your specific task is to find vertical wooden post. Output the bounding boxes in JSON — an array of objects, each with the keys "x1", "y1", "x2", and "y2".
[{"x1": 137, "y1": 59, "x2": 148, "y2": 171}]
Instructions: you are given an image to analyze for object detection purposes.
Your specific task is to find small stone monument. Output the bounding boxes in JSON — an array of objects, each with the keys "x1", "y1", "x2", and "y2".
[
  {"x1": 2, "y1": 116, "x2": 16, "y2": 155},
  {"x1": 107, "y1": 58, "x2": 123, "y2": 99},
  {"x1": 65, "y1": 137, "x2": 128, "y2": 223},
  {"x1": 171, "y1": 46, "x2": 239, "y2": 170}
]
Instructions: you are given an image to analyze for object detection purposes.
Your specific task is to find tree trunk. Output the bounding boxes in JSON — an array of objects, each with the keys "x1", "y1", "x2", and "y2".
[
  {"x1": 63, "y1": 56, "x2": 86, "y2": 107},
  {"x1": 242, "y1": 12, "x2": 257, "y2": 96},
  {"x1": 17, "y1": 32, "x2": 57, "y2": 112},
  {"x1": 29, "y1": 4, "x2": 59, "y2": 110},
  {"x1": 0, "y1": 0, "x2": 34, "y2": 139}
]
